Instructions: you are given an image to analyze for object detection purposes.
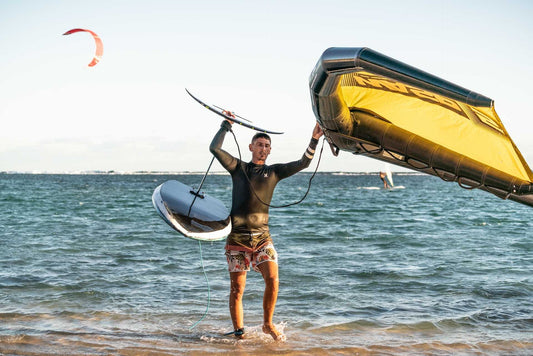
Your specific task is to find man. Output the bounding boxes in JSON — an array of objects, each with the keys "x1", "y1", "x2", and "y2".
[
  {"x1": 210, "y1": 119, "x2": 323, "y2": 340},
  {"x1": 380, "y1": 171, "x2": 390, "y2": 189}
]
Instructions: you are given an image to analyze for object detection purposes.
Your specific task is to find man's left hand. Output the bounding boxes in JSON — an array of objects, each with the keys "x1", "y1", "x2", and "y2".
[{"x1": 312, "y1": 122, "x2": 324, "y2": 140}]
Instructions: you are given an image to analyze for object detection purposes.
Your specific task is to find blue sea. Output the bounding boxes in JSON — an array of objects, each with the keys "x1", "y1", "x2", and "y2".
[{"x1": 0, "y1": 172, "x2": 531, "y2": 355}]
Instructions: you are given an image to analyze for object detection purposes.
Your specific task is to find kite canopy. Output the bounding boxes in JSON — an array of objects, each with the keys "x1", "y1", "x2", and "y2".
[
  {"x1": 309, "y1": 47, "x2": 533, "y2": 207},
  {"x1": 63, "y1": 28, "x2": 103, "y2": 67}
]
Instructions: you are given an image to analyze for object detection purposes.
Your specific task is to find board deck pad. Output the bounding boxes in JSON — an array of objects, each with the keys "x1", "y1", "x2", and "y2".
[{"x1": 152, "y1": 180, "x2": 231, "y2": 241}]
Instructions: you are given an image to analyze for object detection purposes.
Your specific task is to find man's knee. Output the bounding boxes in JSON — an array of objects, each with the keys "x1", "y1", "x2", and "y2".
[
  {"x1": 263, "y1": 274, "x2": 279, "y2": 289},
  {"x1": 231, "y1": 285, "x2": 245, "y2": 298},
  {"x1": 230, "y1": 277, "x2": 246, "y2": 298}
]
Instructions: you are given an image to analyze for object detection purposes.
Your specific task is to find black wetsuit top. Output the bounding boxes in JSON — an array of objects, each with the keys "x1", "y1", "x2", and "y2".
[{"x1": 210, "y1": 121, "x2": 318, "y2": 251}]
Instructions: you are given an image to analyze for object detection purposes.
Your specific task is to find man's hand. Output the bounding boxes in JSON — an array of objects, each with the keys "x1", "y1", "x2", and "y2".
[
  {"x1": 222, "y1": 110, "x2": 235, "y2": 125},
  {"x1": 312, "y1": 122, "x2": 323, "y2": 140}
]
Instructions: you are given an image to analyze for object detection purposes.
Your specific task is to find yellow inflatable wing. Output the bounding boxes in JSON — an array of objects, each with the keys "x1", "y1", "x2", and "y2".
[{"x1": 310, "y1": 47, "x2": 533, "y2": 207}]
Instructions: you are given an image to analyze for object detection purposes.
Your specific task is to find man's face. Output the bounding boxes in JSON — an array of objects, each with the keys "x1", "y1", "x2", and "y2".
[{"x1": 249, "y1": 137, "x2": 271, "y2": 164}]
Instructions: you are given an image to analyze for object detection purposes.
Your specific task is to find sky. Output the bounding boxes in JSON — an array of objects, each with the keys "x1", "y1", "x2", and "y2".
[{"x1": 1, "y1": 0, "x2": 532, "y2": 173}]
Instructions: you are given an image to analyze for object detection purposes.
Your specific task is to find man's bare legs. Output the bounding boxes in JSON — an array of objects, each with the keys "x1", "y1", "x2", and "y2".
[
  {"x1": 229, "y1": 262, "x2": 283, "y2": 341},
  {"x1": 229, "y1": 271, "x2": 247, "y2": 338},
  {"x1": 258, "y1": 261, "x2": 283, "y2": 340}
]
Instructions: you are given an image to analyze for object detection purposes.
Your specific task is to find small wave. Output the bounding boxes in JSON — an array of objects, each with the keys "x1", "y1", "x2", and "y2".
[
  {"x1": 199, "y1": 322, "x2": 287, "y2": 345},
  {"x1": 331, "y1": 172, "x2": 370, "y2": 176},
  {"x1": 0, "y1": 194, "x2": 28, "y2": 202},
  {"x1": 474, "y1": 286, "x2": 531, "y2": 299}
]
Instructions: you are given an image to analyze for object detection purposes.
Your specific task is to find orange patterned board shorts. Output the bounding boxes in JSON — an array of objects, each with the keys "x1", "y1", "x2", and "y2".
[{"x1": 225, "y1": 243, "x2": 278, "y2": 273}]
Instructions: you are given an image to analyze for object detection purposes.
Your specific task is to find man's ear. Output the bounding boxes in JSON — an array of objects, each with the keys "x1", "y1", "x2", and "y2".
[{"x1": 249, "y1": 143, "x2": 253, "y2": 152}]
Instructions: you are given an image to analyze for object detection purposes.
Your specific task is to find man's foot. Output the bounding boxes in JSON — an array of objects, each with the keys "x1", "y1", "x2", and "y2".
[
  {"x1": 262, "y1": 324, "x2": 285, "y2": 341},
  {"x1": 224, "y1": 328, "x2": 245, "y2": 339},
  {"x1": 234, "y1": 328, "x2": 245, "y2": 339}
]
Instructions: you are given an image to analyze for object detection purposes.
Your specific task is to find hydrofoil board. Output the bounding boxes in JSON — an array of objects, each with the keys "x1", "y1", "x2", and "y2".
[{"x1": 152, "y1": 180, "x2": 231, "y2": 241}]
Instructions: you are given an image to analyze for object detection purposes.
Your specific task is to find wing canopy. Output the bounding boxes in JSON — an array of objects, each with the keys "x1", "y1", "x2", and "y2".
[{"x1": 310, "y1": 47, "x2": 533, "y2": 206}]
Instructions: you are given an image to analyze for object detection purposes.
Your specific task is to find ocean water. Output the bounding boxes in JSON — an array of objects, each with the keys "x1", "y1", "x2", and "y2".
[{"x1": 0, "y1": 172, "x2": 531, "y2": 355}]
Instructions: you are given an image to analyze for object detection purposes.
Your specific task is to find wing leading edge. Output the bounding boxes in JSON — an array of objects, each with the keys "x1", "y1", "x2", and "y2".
[{"x1": 309, "y1": 47, "x2": 533, "y2": 207}]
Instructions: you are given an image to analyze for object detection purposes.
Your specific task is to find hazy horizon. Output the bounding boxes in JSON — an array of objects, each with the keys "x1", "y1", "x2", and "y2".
[{"x1": 2, "y1": 0, "x2": 532, "y2": 173}]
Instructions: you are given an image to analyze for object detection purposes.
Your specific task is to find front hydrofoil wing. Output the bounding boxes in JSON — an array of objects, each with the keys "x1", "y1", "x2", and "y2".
[{"x1": 186, "y1": 89, "x2": 283, "y2": 135}]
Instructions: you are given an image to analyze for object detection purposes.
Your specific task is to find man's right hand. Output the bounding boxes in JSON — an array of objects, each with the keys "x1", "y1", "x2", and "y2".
[{"x1": 222, "y1": 110, "x2": 236, "y2": 125}]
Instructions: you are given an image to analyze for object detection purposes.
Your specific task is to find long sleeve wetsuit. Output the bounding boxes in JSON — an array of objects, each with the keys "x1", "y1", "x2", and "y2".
[{"x1": 210, "y1": 121, "x2": 318, "y2": 251}]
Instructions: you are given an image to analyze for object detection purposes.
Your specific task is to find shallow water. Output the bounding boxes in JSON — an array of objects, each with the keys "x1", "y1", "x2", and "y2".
[{"x1": 0, "y1": 173, "x2": 531, "y2": 355}]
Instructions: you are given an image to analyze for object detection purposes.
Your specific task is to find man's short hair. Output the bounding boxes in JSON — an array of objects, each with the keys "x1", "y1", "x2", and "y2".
[{"x1": 251, "y1": 132, "x2": 271, "y2": 143}]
